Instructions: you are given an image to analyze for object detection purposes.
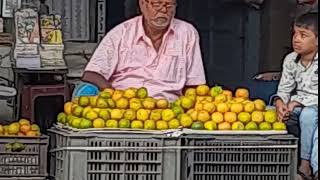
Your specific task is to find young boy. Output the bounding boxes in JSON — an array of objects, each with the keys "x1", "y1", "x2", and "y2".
[{"x1": 275, "y1": 12, "x2": 318, "y2": 180}]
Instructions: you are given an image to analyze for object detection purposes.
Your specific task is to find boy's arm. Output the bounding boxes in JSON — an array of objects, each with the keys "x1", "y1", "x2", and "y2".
[{"x1": 276, "y1": 54, "x2": 297, "y2": 104}]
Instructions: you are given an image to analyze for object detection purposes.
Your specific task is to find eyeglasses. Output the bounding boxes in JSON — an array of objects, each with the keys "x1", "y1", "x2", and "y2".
[{"x1": 145, "y1": 0, "x2": 177, "y2": 11}]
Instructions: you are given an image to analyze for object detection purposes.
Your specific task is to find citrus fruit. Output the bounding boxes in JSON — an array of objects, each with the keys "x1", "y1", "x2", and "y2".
[
  {"x1": 57, "y1": 113, "x2": 67, "y2": 124},
  {"x1": 123, "y1": 109, "x2": 136, "y2": 121},
  {"x1": 259, "y1": 122, "x2": 272, "y2": 130},
  {"x1": 82, "y1": 106, "x2": 92, "y2": 117},
  {"x1": 168, "y1": 119, "x2": 180, "y2": 129},
  {"x1": 185, "y1": 88, "x2": 197, "y2": 97},
  {"x1": 264, "y1": 110, "x2": 277, "y2": 123},
  {"x1": 106, "y1": 98, "x2": 116, "y2": 108},
  {"x1": 218, "y1": 122, "x2": 231, "y2": 130},
  {"x1": 72, "y1": 105, "x2": 84, "y2": 117},
  {"x1": 230, "y1": 103, "x2": 244, "y2": 114},
  {"x1": 123, "y1": 87, "x2": 137, "y2": 99},
  {"x1": 224, "y1": 112, "x2": 237, "y2": 123},
  {"x1": 80, "y1": 119, "x2": 92, "y2": 129},
  {"x1": 180, "y1": 114, "x2": 193, "y2": 128},
  {"x1": 214, "y1": 94, "x2": 227, "y2": 103},
  {"x1": 64, "y1": 102, "x2": 73, "y2": 115},
  {"x1": 245, "y1": 122, "x2": 258, "y2": 130},
  {"x1": 131, "y1": 120, "x2": 144, "y2": 129},
  {"x1": 156, "y1": 99, "x2": 169, "y2": 109},
  {"x1": 144, "y1": 120, "x2": 156, "y2": 130},
  {"x1": 196, "y1": 85, "x2": 210, "y2": 96},
  {"x1": 254, "y1": 99, "x2": 266, "y2": 111},
  {"x1": 89, "y1": 96, "x2": 98, "y2": 107},
  {"x1": 142, "y1": 98, "x2": 156, "y2": 109},
  {"x1": 150, "y1": 110, "x2": 162, "y2": 121},
  {"x1": 0, "y1": 125, "x2": 3, "y2": 134},
  {"x1": 216, "y1": 103, "x2": 229, "y2": 113},
  {"x1": 235, "y1": 88, "x2": 249, "y2": 99},
  {"x1": 210, "y1": 85, "x2": 223, "y2": 97},
  {"x1": 85, "y1": 110, "x2": 99, "y2": 120},
  {"x1": 244, "y1": 101, "x2": 255, "y2": 113},
  {"x1": 137, "y1": 87, "x2": 148, "y2": 99},
  {"x1": 71, "y1": 118, "x2": 82, "y2": 128},
  {"x1": 19, "y1": 119, "x2": 31, "y2": 126},
  {"x1": 273, "y1": 122, "x2": 287, "y2": 131},
  {"x1": 99, "y1": 91, "x2": 112, "y2": 99},
  {"x1": 172, "y1": 106, "x2": 184, "y2": 116},
  {"x1": 180, "y1": 96, "x2": 195, "y2": 110},
  {"x1": 79, "y1": 96, "x2": 90, "y2": 107},
  {"x1": 137, "y1": 109, "x2": 150, "y2": 121},
  {"x1": 93, "y1": 118, "x2": 105, "y2": 128},
  {"x1": 191, "y1": 122, "x2": 205, "y2": 130},
  {"x1": 106, "y1": 120, "x2": 119, "y2": 128},
  {"x1": 162, "y1": 109, "x2": 176, "y2": 122},
  {"x1": 129, "y1": 98, "x2": 143, "y2": 110},
  {"x1": 211, "y1": 112, "x2": 224, "y2": 124},
  {"x1": 119, "y1": 119, "x2": 131, "y2": 128},
  {"x1": 112, "y1": 90, "x2": 124, "y2": 101},
  {"x1": 197, "y1": 110, "x2": 211, "y2": 122},
  {"x1": 20, "y1": 124, "x2": 31, "y2": 134},
  {"x1": 99, "y1": 109, "x2": 111, "y2": 120},
  {"x1": 110, "y1": 109, "x2": 124, "y2": 120},
  {"x1": 203, "y1": 102, "x2": 216, "y2": 114},
  {"x1": 8, "y1": 123, "x2": 20, "y2": 134},
  {"x1": 204, "y1": 121, "x2": 217, "y2": 130},
  {"x1": 156, "y1": 121, "x2": 168, "y2": 130},
  {"x1": 238, "y1": 112, "x2": 251, "y2": 124},
  {"x1": 251, "y1": 111, "x2": 264, "y2": 123},
  {"x1": 103, "y1": 88, "x2": 114, "y2": 96},
  {"x1": 116, "y1": 97, "x2": 129, "y2": 109},
  {"x1": 231, "y1": 121, "x2": 245, "y2": 130},
  {"x1": 96, "y1": 98, "x2": 109, "y2": 108}
]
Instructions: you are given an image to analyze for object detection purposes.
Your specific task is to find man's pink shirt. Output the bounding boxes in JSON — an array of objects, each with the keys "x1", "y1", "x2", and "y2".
[{"x1": 85, "y1": 16, "x2": 206, "y2": 101}]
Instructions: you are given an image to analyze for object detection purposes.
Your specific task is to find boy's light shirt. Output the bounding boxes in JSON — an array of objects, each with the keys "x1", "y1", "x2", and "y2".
[{"x1": 277, "y1": 52, "x2": 318, "y2": 106}]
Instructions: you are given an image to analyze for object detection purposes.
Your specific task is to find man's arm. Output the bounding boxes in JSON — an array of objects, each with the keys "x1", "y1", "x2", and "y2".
[{"x1": 82, "y1": 71, "x2": 110, "y2": 90}]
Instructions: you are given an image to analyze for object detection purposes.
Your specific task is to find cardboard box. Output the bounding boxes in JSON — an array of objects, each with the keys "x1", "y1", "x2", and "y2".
[
  {"x1": 15, "y1": 54, "x2": 41, "y2": 69},
  {"x1": 14, "y1": 44, "x2": 39, "y2": 58},
  {"x1": 14, "y1": 8, "x2": 40, "y2": 44}
]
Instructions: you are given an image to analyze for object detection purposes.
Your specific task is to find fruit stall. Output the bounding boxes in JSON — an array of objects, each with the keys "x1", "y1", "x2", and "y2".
[
  {"x1": 0, "y1": 3, "x2": 299, "y2": 180},
  {"x1": 46, "y1": 85, "x2": 297, "y2": 180}
]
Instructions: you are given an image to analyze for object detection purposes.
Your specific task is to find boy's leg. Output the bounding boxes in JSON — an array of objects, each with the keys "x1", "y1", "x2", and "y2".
[
  {"x1": 311, "y1": 127, "x2": 318, "y2": 176},
  {"x1": 299, "y1": 106, "x2": 318, "y2": 175}
]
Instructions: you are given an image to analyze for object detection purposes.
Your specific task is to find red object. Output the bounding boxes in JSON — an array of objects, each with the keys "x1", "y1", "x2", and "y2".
[{"x1": 20, "y1": 84, "x2": 69, "y2": 123}]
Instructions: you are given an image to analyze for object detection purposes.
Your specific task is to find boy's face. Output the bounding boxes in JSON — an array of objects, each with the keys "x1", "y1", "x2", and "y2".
[{"x1": 292, "y1": 25, "x2": 318, "y2": 55}]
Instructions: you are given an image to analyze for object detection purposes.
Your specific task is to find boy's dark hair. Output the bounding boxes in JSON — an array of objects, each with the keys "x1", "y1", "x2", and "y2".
[{"x1": 294, "y1": 12, "x2": 318, "y2": 36}]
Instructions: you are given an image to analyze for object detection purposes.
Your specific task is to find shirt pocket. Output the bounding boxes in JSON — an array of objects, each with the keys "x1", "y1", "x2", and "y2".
[{"x1": 155, "y1": 55, "x2": 184, "y2": 83}]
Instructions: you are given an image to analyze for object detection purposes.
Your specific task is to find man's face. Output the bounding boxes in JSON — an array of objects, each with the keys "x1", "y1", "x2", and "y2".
[
  {"x1": 139, "y1": 0, "x2": 177, "y2": 30},
  {"x1": 292, "y1": 25, "x2": 318, "y2": 55}
]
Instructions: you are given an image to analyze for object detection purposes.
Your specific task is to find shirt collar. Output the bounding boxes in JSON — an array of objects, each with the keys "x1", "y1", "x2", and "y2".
[{"x1": 135, "y1": 15, "x2": 176, "y2": 44}]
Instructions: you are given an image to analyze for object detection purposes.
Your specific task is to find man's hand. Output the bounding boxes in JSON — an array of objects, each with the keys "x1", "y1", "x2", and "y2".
[
  {"x1": 287, "y1": 101, "x2": 302, "y2": 112},
  {"x1": 275, "y1": 99, "x2": 289, "y2": 121}
]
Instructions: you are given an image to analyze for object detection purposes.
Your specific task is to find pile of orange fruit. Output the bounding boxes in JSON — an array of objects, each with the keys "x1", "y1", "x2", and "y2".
[
  {"x1": 57, "y1": 85, "x2": 286, "y2": 131},
  {"x1": 0, "y1": 119, "x2": 41, "y2": 136}
]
